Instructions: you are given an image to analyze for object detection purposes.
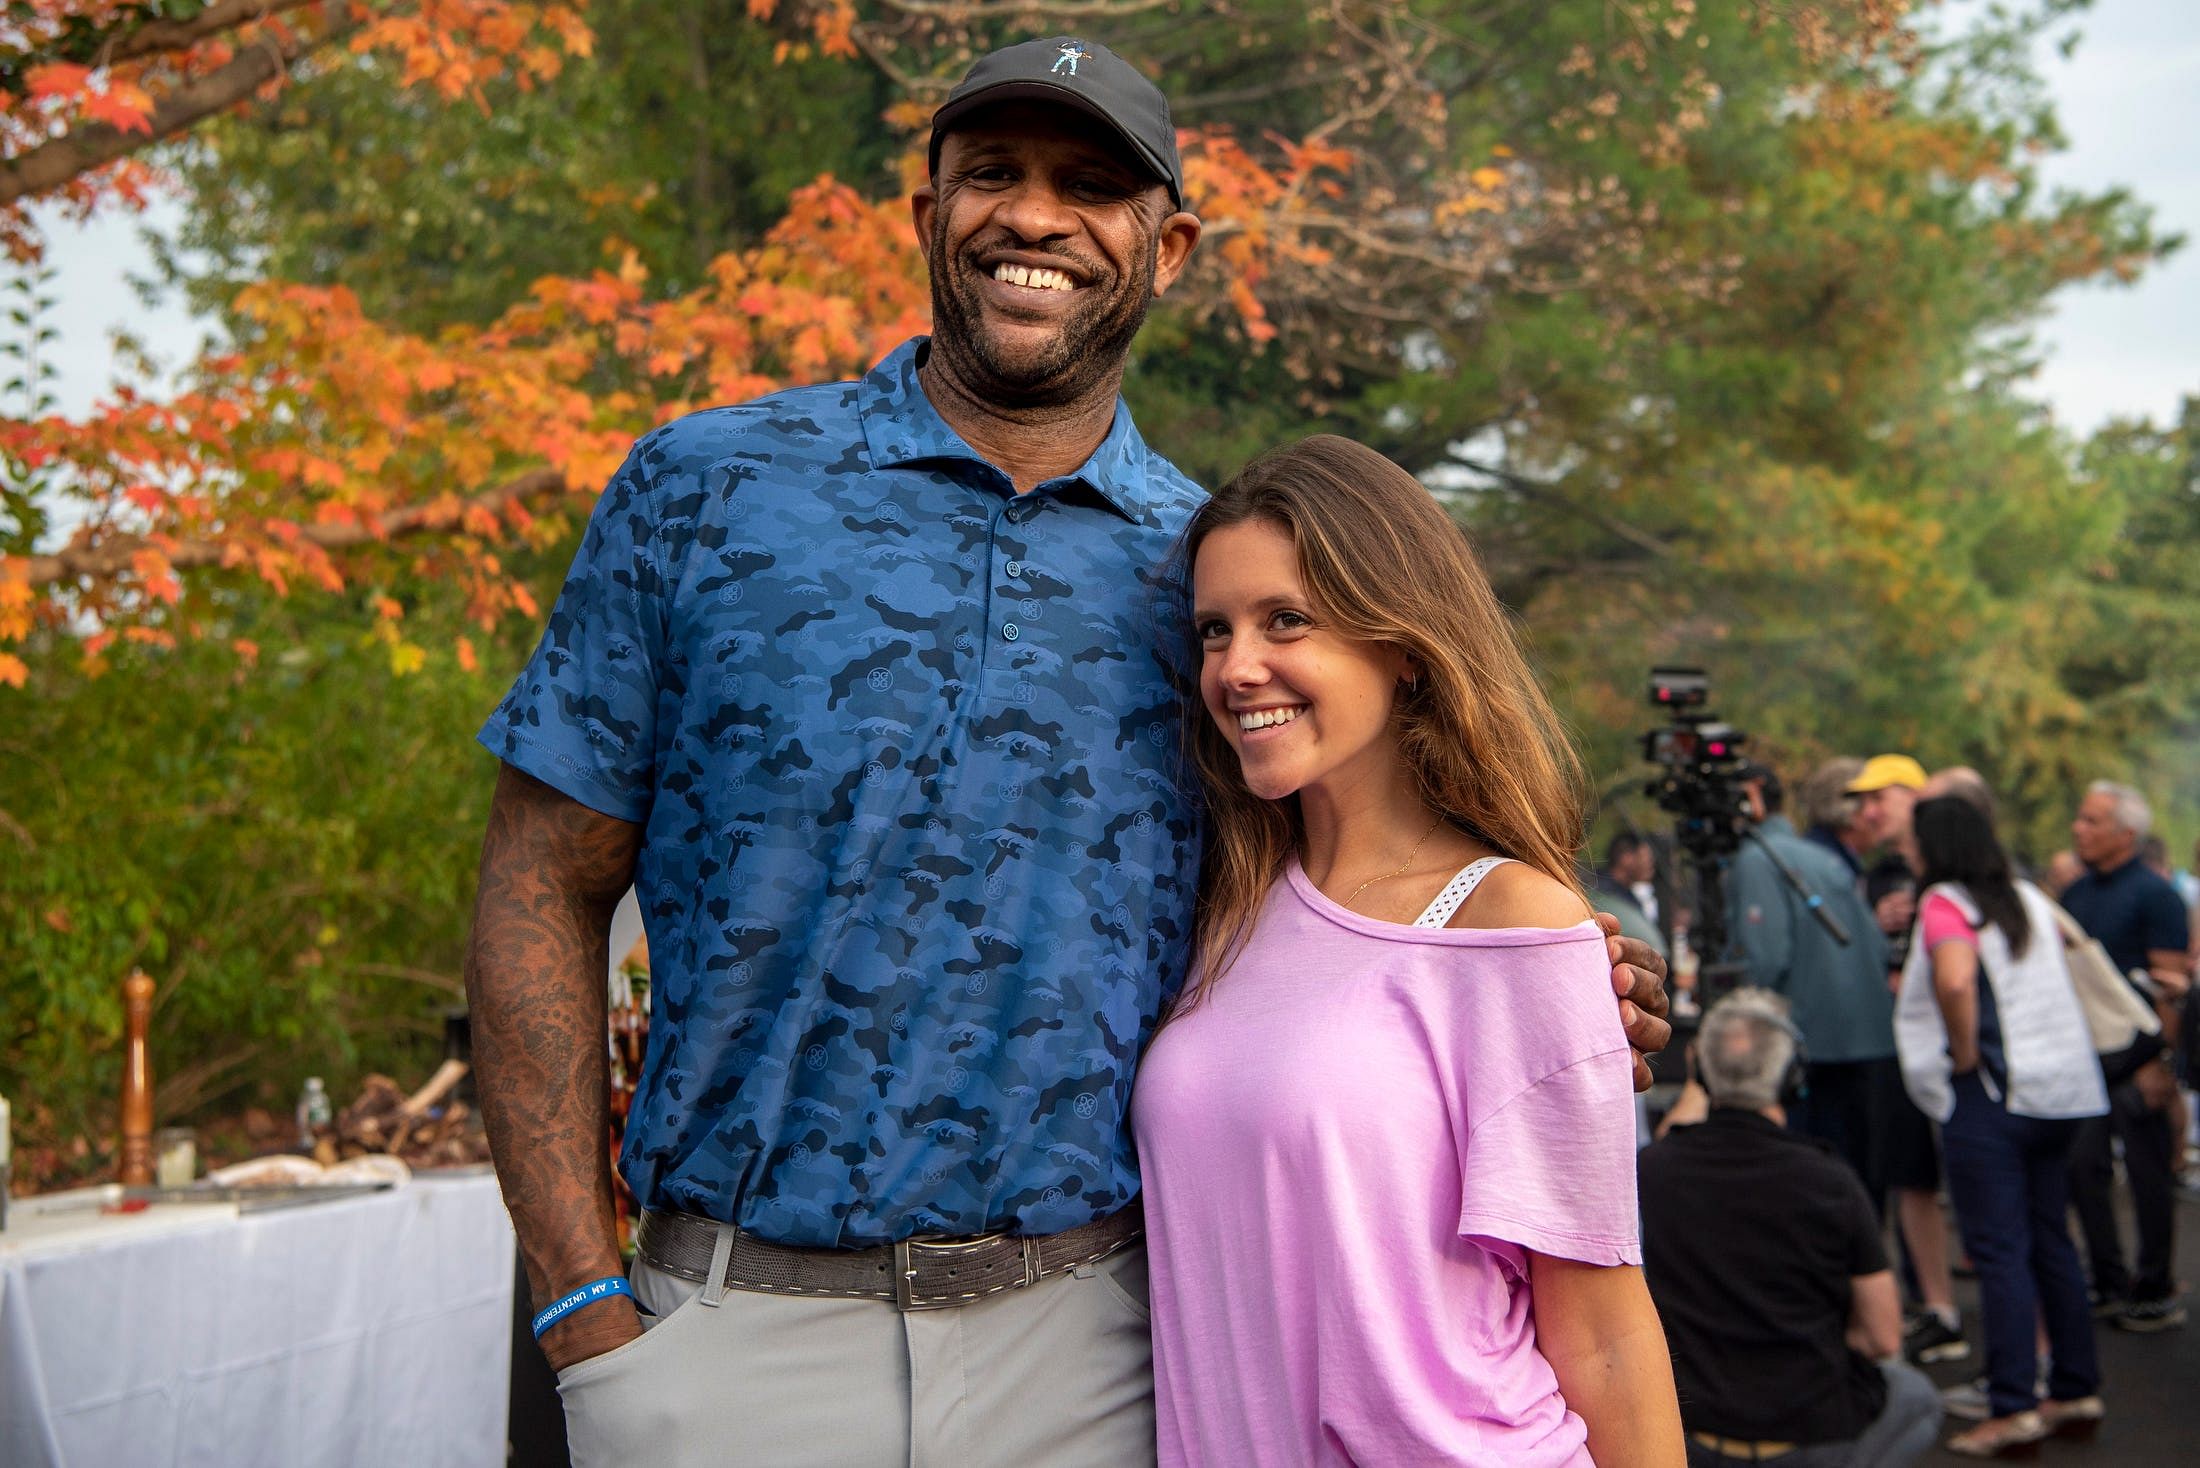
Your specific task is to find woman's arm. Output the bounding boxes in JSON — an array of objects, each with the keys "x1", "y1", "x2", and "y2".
[
  {"x1": 1929, "y1": 936, "x2": 1981, "y2": 1074},
  {"x1": 1530, "y1": 1254, "x2": 1684, "y2": 1468}
]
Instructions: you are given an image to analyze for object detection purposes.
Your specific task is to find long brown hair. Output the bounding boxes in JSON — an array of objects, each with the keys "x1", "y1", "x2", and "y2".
[{"x1": 1178, "y1": 434, "x2": 1588, "y2": 1005}]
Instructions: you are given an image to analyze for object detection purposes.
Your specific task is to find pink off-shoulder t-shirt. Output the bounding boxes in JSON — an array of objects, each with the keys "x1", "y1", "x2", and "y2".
[{"x1": 1130, "y1": 861, "x2": 1641, "y2": 1467}]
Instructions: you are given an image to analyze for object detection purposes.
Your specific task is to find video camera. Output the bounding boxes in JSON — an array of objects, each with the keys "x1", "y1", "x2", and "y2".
[
  {"x1": 1642, "y1": 667, "x2": 1754, "y2": 865},
  {"x1": 1638, "y1": 669, "x2": 1847, "y2": 1030}
]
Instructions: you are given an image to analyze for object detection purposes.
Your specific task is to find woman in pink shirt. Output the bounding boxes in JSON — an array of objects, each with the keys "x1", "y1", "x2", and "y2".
[{"x1": 1132, "y1": 435, "x2": 1682, "y2": 1466}]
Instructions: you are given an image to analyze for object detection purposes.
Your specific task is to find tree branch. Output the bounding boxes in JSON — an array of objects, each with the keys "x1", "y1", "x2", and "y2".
[
  {"x1": 0, "y1": 16, "x2": 352, "y2": 208},
  {"x1": 105, "y1": 0, "x2": 325, "y2": 67},
  {"x1": 1449, "y1": 455, "x2": 1678, "y2": 560},
  {"x1": 871, "y1": 0, "x2": 1176, "y2": 19},
  {"x1": 20, "y1": 465, "x2": 568, "y2": 589}
]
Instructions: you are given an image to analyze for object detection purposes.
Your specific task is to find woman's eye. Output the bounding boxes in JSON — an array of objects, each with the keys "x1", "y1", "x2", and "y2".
[
  {"x1": 1196, "y1": 619, "x2": 1229, "y2": 641},
  {"x1": 1271, "y1": 610, "x2": 1311, "y2": 631}
]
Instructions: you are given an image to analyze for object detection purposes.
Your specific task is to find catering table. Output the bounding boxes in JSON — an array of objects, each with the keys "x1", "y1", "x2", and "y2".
[{"x1": 0, "y1": 1167, "x2": 514, "y2": 1468}]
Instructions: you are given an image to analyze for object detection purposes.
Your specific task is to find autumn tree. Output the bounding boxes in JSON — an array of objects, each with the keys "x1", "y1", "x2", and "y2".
[
  {"x1": 8, "y1": 0, "x2": 1831, "y2": 680},
  {"x1": 6, "y1": 0, "x2": 2195, "y2": 1164}
]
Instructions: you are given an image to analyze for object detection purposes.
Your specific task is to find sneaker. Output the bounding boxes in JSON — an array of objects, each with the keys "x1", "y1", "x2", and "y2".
[
  {"x1": 2037, "y1": 1396, "x2": 2105, "y2": 1441},
  {"x1": 1946, "y1": 1410, "x2": 2049, "y2": 1459},
  {"x1": 2088, "y1": 1287, "x2": 2129, "y2": 1319},
  {"x1": 2113, "y1": 1296, "x2": 2188, "y2": 1332},
  {"x1": 1941, "y1": 1380, "x2": 1993, "y2": 1423},
  {"x1": 1905, "y1": 1311, "x2": 1972, "y2": 1364}
]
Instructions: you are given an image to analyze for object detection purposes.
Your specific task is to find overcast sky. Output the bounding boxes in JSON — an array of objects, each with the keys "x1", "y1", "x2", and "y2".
[{"x1": 39, "y1": 0, "x2": 2200, "y2": 435}]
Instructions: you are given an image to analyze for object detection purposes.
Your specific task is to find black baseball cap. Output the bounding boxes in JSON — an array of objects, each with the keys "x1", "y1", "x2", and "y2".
[{"x1": 928, "y1": 37, "x2": 1186, "y2": 209}]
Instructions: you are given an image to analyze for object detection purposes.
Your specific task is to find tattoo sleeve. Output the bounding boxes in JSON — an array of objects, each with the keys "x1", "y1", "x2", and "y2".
[{"x1": 465, "y1": 763, "x2": 643, "y2": 1310}]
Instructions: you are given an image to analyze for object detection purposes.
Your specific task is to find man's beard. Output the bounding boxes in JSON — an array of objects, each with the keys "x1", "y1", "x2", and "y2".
[{"x1": 926, "y1": 228, "x2": 1157, "y2": 408}]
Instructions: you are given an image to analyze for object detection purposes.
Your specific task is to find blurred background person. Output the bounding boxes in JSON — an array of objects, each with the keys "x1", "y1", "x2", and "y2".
[
  {"x1": 1640, "y1": 989, "x2": 1941, "y2": 1468},
  {"x1": 1726, "y1": 765, "x2": 1898, "y2": 1206},
  {"x1": 2063, "y1": 780, "x2": 2191, "y2": 1332},
  {"x1": 1897, "y1": 795, "x2": 2107, "y2": 1457},
  {"x1": 2044, "y1": 849, "x2": 2086, "y2": 901},
  {"x1": 1850, "y1": 754, "x2": 1964, "y2": 1363},
  {"x1": 1800, "y1": 756, "x2": 1869, "y2": 877},
  {"x1": 1594, "y1": 830, "x2": 1669, "y2": 963}
]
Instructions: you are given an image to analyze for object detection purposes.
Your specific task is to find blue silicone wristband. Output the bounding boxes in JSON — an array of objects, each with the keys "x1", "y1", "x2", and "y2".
[{"x1": 531, "y1": 1275, "x2": 635, "y2": 1338}]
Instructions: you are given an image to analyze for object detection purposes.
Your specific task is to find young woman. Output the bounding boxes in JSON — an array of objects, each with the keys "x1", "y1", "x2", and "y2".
[
  {"x1": 1895, "y1": 796, "x2": 2109, "y2": 1458},
  {"x1": 1131, "y1": 436, "x2": 1682, "y2": 1467}
]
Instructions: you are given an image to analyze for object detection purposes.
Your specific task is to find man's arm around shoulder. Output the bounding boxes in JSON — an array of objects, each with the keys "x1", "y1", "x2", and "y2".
[{"x1": 466, "y1": 763, "x2": 644, "y2": 1372}]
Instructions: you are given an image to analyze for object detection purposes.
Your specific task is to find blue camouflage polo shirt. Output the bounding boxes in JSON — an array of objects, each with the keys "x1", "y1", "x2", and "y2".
[{"x1": 481, "y1": 337, "x2": 1206, "y2": 1246}]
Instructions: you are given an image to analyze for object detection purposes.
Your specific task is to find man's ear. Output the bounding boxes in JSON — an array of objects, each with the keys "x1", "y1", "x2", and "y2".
[
  {"x1": 1150, "y1": 208, "x2": 1203, "y2": 297},
  {"x1": 912, "y1": 182, "x2": 939, "y2": 254}
]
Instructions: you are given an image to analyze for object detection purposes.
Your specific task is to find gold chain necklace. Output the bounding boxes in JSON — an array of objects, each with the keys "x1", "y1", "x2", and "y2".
[{"x1": 1342, "y1": 815, "x2": 1445, "y2": 909}]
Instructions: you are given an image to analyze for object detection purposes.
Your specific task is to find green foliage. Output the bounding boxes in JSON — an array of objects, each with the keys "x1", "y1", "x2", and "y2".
[
  {"x1": 161, "y1": 1, "x2": 902, "y2": 330},
  {"x1": 0, "y1": 564, "x2": 563, "y2": 1186}
]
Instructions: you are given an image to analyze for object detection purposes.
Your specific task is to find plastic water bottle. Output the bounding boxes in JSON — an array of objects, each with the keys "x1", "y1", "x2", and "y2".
[{"x1": 296, "y1": 1076, "x2": 332, "y2": 1151}]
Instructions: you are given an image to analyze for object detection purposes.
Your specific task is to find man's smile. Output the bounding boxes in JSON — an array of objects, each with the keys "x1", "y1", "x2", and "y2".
[{"x1": 968, "y1": 249, "x2": 1094, "y2": 315}]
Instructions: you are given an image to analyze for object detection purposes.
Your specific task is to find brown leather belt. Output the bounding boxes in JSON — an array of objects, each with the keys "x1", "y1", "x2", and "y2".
[
  {"x1": 1689, "y1": 1432, "x2": 1798, "y2": 1460},
  {"x1": 635, "y1": 1202, "x2": 1142, "y2": 1312}
]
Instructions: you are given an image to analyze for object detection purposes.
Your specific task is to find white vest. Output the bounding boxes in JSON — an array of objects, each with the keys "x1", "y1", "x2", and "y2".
[{"x1": 1895, "y1": 880, "x2": 2108, "y2": 1124}]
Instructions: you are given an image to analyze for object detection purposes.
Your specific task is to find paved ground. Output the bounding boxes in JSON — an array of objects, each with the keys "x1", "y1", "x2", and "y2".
[{"x1": 1919, "y1": 1190, "x2": 2197, "y2": 1464}]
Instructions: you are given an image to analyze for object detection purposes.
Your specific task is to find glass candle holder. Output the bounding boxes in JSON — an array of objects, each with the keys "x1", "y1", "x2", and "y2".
[{"x1": 154, "y1": 1126, "x2": 198, "y2": 1189}]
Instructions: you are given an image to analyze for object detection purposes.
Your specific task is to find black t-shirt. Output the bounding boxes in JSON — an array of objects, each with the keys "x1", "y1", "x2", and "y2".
[{"x1": 1638, "y1": 1109, "x2": 1889, "y2": 1443}]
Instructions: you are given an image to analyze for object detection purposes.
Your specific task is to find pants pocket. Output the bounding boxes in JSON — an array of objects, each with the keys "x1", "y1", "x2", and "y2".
[
  {"x1": 1091, "y1": 1244, "x2": 1153, "y2": 1324},
  {"x1": 557, "y1": 1279, "x2": 712, "y2": 1466}
]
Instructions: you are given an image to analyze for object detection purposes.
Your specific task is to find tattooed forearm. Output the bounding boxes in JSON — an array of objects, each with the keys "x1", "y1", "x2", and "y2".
[{"x1": 465, "y1": 763, "x2": 642, "y2": 1314}]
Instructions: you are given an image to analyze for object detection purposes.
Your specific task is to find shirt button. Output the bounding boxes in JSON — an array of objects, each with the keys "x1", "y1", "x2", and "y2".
[
  {"x1": 1002, "y1": 623, "x2": 1020, "y2": 642},
  {"x1": 1006, "y1": 498, "x2": 1036, "y2": 523},
  {"x1": 1004, "y1": 560, "x2": 1022, "y2": 579}
]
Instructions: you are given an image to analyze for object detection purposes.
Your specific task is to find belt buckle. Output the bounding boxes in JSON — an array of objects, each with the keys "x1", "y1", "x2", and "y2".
[
  {"x1": 892, "y1": 1239, "x2": 920, "y2": 1311},
  {"x1": 892, "y1": 1232, "x2": 1021, "y2": 1311}
]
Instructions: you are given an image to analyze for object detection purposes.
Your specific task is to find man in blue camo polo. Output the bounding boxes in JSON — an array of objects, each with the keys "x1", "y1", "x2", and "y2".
[
  {"x1": 466, "y1": 35, "x2": 1669, "y2": 1468},
  {"x1": 487, "y1": 334, "x2": 1203, "y2": 1248}
]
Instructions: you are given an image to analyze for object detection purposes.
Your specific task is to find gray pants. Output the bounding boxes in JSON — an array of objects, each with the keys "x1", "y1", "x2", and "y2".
[
  {"x1": 1686, "y1": 1361, "x2": 1942, "y2": 1468},
  {"x1": 556, "y1": 1239, "x2": 1158, "y2": 1467}
]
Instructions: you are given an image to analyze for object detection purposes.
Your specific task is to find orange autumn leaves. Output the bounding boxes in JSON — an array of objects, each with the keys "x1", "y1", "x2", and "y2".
[
  {"x1": 0, "y1": 1, "x2": 1545, "y2": 686},
  {"x1": 4, "y1": 178, "x2": 931, "y2": 680},
  {"x1": 0, "y1": 5, "x2": 596, "y2": 259}
]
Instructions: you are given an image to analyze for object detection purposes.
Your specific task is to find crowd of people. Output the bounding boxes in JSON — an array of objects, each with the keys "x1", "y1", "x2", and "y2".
[{"x1": 1620, "y1": 757, "x2": 2193, "y2": 1462}]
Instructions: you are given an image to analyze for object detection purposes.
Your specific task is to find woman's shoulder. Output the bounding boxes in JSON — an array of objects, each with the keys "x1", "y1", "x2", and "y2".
[{"x1": 1445, "y1": 858, "x2": 1595, "y2": 932}]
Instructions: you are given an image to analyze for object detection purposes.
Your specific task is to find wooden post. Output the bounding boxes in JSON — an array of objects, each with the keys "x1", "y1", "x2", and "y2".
[{"x1": 119, "y1": 969, "x2": 155, "y2": 1186}]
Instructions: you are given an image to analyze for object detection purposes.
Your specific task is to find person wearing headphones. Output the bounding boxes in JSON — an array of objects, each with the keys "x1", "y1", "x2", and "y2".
[{"x1": 1639, "y1": 989, "x2": 1943, "y2": 1467}]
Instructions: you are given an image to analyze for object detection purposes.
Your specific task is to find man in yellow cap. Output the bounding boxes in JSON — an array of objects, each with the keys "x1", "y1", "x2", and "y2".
[
  {"x1": 1841, "y1": 752, "x2": 1970, "y2": 1368},
  {"x1": 1848, "y1": 756, "x2": 1930, "y2": 864}
]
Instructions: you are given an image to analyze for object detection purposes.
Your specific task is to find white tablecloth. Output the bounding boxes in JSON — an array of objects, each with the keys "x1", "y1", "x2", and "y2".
[{"x1": 0, "y1": 1169, "x2": 514, "y2": 1468}]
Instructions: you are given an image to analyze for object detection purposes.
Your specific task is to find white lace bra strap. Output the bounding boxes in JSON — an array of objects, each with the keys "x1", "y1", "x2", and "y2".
[{"x1": 1412, "y1": 857, "x2": 1515, "y2": 928}]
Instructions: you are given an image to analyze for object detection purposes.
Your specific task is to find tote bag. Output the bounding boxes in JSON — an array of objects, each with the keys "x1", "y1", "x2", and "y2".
[{"x1": 2049, "y1": 901, "x2": 2160, "y2": 1055}]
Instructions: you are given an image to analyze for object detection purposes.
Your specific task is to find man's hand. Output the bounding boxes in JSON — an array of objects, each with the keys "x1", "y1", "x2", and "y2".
[
  {"x1": 1874, "y1": 888, "x2": 1915, "y2": 936},
  {"x1": 1597, "y1": 913, "x2": 1672, "y2": 1092},
  {"x1": 537, "y1": 1295, "x2": 644, "y2": 1375}
]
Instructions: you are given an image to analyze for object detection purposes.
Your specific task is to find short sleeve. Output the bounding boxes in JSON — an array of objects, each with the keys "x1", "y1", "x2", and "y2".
[
  {"x1": 1458, "y1": 1047, "x2": 1642, "y2": 1269},
  {"x1": 478, "y1": 448, "x2": 670, "y2": 822},
  {"x1": 1839, "y1": 1169, "x2": 1889, "y2": 1276},
  {"x1": 2139, "y1": 881, "x2": 2191, "y2": 956},
  {"x1": 1920, "y1": 892, "x2": 1978, "y2": 952}
]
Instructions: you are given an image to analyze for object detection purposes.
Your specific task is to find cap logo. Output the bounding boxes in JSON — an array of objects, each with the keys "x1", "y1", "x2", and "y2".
[{"x1": 1051, "y1": 42, "x2": 1088, "y2": 76}]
